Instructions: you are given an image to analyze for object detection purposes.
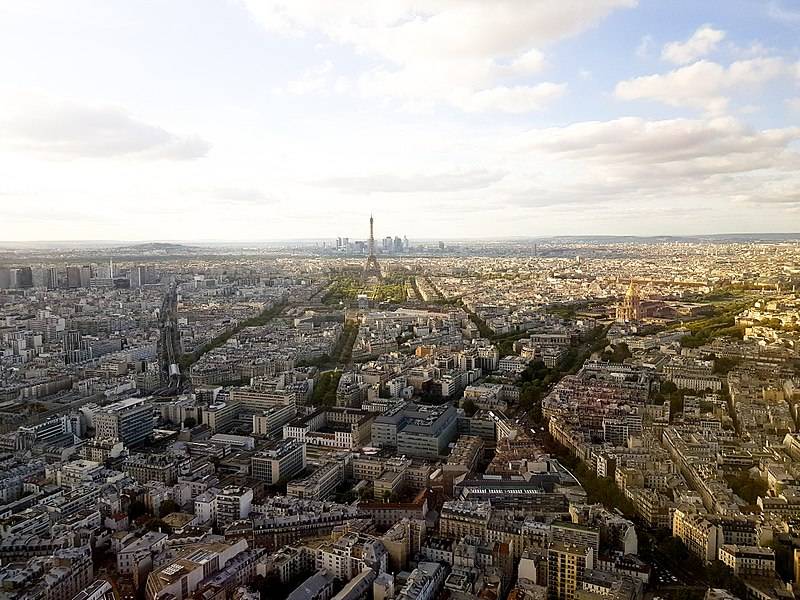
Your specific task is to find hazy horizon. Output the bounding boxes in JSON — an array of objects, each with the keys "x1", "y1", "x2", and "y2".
[{"x1": 3, "y1": 231, "x2": 800, "y2": 250}]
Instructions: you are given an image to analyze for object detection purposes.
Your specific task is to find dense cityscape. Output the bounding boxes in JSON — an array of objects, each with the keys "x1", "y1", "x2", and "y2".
[
  {"x1": 4, "y1": 1, "x2": 800, "y2": 600},
  {"x1": 1, "y1": 219, "x2": 800, "y2": 600}
]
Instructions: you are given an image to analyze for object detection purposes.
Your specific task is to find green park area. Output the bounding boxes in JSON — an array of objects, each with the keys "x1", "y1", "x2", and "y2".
[
  {"x1": 323, "y1": 275, "x2": 407, "y2": 304},
  {"x1": 672, "y1": 286, "x2": 766, "y2": 348},
  {"x1": 310, "y1": 370, "x2": 343, "y2": 406}
]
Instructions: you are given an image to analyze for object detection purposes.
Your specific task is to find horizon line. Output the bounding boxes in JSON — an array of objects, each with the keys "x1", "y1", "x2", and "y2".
[{"x1": 1, "y1": 231, "x2": 800, "y2": 246}]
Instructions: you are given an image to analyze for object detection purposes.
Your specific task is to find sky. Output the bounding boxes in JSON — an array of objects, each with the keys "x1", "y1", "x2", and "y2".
[{"x1": 1, "y1": 0, "x2": 799, "y2": 242}]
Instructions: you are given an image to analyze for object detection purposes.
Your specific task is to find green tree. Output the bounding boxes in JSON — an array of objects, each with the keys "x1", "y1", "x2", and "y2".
[
  {"x1": 159, "y1": 499, "x2": 180, "y2": 518},
  {"x1": 603, "y1": 343, "x2": 632, "y2": 363},
  {"x1": 462, "y1": 398, "x2": 478, "y2": 417},
  {"x1": 713, "y1": 356, "x2": 739, "y2": 375},
  {"x1": 145, "y1": 518, "x2": 173, "y2": 534},
  {"x1": 661, "y1": 381, "x2": 678, "y2": 395},
  {"x1": 128, "y1": 500, "x2": 149, "y2": 521},
  {"x1": 725, "y1": 471, "x2": 767, "y2": 504}
]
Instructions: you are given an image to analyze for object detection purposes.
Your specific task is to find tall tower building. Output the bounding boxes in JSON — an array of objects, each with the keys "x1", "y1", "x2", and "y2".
[
  {"x1": 66, "y1": 266, "x2": 81, "y2": 289},
  {"x1": 45, "y1": 267, "x2": 58, "y2": 290},
  {"x1": 79, "y1": 266, "x2": 91, "y2": 288},
  {"x1": 12, "y1": 267, "x2": 33, "y2": 289},
  {"x1": 363, "y1": 214, "x2": 382, "y2": 280},
  {"x1": 132, "y1": 265, "x2": 147, "y2": 288},
  {"x1": 63, "y1": 329, "x2": 82, "y2": 365}
]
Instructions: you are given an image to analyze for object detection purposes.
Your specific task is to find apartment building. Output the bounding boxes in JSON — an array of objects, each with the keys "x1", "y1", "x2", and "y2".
[
  {"x1": 672, "y1": 509, "x2": 724, "y2": 564},
  {"x1": 439, "y1": 501, "x2": 491, "y2": 541},
  {"x1": 315, "y1": 532, "x2": 388, "y2": 581},
  {"x1": 251, "y1": 439, "x2": 306, "y2": 485},
  {"x1": 287, "y1": 460, "x2": 343, "y2": 500},
  {"x1": 547, "y1": 542, "x2": 594, "y2": 600},
  {"x1": 253, "y1": 404, "x2": 297, "y2": 436},
  {"x1": 718, "y1": 545, "x2": 775, "y2": 578},
  {"x1": 125, "y1": 453, "x2": 180, "y2": 485},
  {"x1": 93, "y1": 397, "x2": 154, "y2": 446}
]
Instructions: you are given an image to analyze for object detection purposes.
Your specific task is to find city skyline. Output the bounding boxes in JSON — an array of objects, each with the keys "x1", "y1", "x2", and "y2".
[{"x1": 1, "y1": 0, "x2": 800, "y2": 241}]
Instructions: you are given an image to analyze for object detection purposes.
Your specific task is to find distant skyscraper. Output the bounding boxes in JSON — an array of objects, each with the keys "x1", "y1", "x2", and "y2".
[
  {"x1": 79, "y1": 266, "x2": 91, "y2": 288},
  {"x1": 0, "y1": 268, "x2": 10, "y2": 290},
  {"x1": 63, "y1": 329, "x2": 82, "y2": 364},
  {"x1": 32, "y1": 268, "x2": 46, "y2": 289},
  {"x1": 45, "y1": 267, "x2": 59, "y2": 289},
  {"x1": 12, "y1": 267, "x2": 33, "y2": 289},
  {"x1": 66, "y1": 266, "x2": 81, "y2": 289},
  {"x1": 394, "y1": 236, "x2": 403, "y2": 253},
  {"x1": 132, "y1": 265, "x2": 147, "y2": 288}
]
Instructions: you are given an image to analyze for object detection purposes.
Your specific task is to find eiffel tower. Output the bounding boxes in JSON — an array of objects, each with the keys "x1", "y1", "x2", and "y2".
[{"x1": 363, "y1": 214, "x2": 382, "y2": 280}]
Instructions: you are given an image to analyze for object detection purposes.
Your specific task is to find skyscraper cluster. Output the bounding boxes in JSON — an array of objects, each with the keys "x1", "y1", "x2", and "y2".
[
  {"x1": 0, "y1": 263, "x2": 157, "y2": 290},
  {"x1": 335, "y1": 235, "x2": 409, "y2": 254}
]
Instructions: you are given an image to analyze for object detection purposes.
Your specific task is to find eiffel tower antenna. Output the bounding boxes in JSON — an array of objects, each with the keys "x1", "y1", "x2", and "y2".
[{"x1": 364, "y1": 213, "x2": 382, "y2": 280}]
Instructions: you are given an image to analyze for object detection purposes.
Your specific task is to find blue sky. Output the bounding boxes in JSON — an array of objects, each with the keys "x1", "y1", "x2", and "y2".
[{"x1": 0, "y1": 0, "x2": 799, "y2": 241}]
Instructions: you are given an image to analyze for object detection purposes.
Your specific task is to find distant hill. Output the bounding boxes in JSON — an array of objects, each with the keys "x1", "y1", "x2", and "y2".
[{"x1": 112, "y1": 242, "x2": 197, "y2": 252}]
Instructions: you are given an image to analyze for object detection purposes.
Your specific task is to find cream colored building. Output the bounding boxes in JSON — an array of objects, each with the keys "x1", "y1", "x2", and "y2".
[
  {"x1": 719, "y1": 544, "x2": 774, "y2": 578},
  {"x1": 672, "y1": 509, "x2": 723, "y2": 564}
]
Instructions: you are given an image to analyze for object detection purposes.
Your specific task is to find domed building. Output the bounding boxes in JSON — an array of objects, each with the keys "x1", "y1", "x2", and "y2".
[{"x1": 616, "y1": 282, "x2": 641, "y2": 322}]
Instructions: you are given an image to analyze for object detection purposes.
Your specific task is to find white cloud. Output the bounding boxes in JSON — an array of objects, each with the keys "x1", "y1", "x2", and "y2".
[
  {"x1": 206, "y1": 187, "x2": 277, "y2": 205},
  {"x1": 454, "y1": 82, "x2": 567, "y2": 113},
  {"x1": 506, "y1": 116, "x2": 800, "y2": 212},
  {"x1": 242, "y1": 0, "x2": 638, "y2": 57},
  {"x1": 662, "y1": 25, "x2": 725, "y2": 65},
  {"x1": 298, "y1": 115, "x2": 800, "y2": 221},
  {"x1": 283, "y1": 61, "x2": 335, "y2": 95},
  {"x1": 521, "y1": 116, "x2": 799, "y2": 171},
  {"x1": 615, "y1": 57, "x2": 792, "y2": 114},
  {"x1": 0, "y1": 92, "x2": 209, "y2": 160},
  {"x1": 767, "y1": 1, "x2": 800, "y2": 24},
  {"x1": 242, "y1": 0, "x2": 636, "y2": 111},
  {"x1": 317, "y1": 168, "x2": 506, "y2": 193},
  {"x1": 508, "y1": 48, "x2": 547, "y2": 74}
]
